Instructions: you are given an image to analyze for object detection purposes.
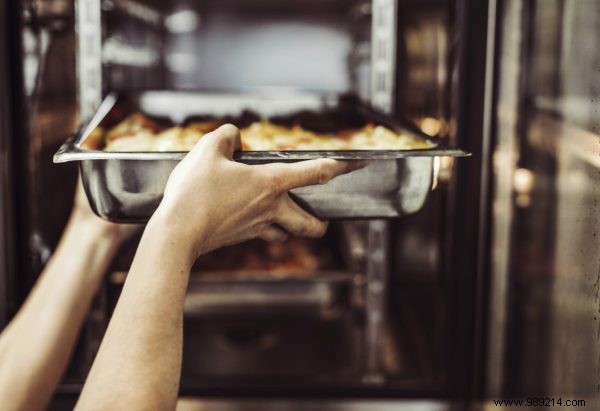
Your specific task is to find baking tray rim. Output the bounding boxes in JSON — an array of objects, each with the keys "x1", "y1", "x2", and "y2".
[{"x1": 54, "y1": 137, "x2": 470, "y2": 162}]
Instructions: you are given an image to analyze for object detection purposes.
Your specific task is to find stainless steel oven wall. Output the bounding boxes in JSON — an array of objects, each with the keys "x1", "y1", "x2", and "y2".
[
  {"x1": 487, "y1": 0, "x2": 600, "y2": 402},
  {"x1": 101, "y1": 0, "x2": 166, "y2": 92},
  {"x1": 161, "y1": 1, "x2": 354, "y2": 93},
  {"x1": 394, "y1": 0, "x2": 454, "y2": 138},
  {"x1": 79, "y1": 0, "x2": 166, "y2": 117}
]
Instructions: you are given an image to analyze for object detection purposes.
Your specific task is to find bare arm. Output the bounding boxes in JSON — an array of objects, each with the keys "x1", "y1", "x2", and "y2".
[
  {"x1": 0, "y1": 185, "x2": 137, "y2": 411},
  {"x1": 76, "y1": 124, "x2": 363, "y2": 410}
]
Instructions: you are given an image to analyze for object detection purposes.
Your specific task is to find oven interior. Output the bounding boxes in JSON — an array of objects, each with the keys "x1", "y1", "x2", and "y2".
[
  {"x1": 20, "y1": 0, "x2": 458, "y2": 398},
  {"x1": 12, "y1": 0, "x2": 600, "y2": 405}
]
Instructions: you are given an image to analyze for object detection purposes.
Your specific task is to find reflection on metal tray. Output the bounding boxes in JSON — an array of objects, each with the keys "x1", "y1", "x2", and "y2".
[{"x1": 53, "y1": 91, "x2": 469, "y2": 221}]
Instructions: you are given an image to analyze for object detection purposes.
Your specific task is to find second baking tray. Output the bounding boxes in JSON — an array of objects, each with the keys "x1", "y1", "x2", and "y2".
[{"x1": 54, "y1": 91, "x2": 469, "y2": 222}]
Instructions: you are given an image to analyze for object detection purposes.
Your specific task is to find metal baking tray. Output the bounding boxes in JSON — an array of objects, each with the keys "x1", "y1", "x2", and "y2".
[{"x1": 54, "y1": 91, "x2": 469, "y2": 222}]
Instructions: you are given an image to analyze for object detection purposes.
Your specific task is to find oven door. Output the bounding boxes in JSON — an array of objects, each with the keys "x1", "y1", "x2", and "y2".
[{"x1": 485, "y1": 0, "x2": 600, "y2": 405}]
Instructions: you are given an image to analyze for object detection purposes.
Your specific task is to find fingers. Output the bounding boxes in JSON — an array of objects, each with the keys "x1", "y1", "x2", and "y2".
[
  {"x1": 258, "y1": 225, "x2": 288, "y2": 242},
  {"x1": 264, "y1": 159, "x2": 368, "y2": 193},
  {"x1": 194, "y1": 123, "x2": 241, "y2": 159},
  {"x1": 273, "y1": 195, "x2": 328, "y2": 238}
]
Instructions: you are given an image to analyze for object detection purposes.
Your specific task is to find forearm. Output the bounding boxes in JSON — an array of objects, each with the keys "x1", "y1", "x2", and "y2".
[
  {"x1": 76, "y1": 212, "x2": 194, "y2": 411},
  {"x1": 0, "y1": 215, "x2": 121, "y2": 411}
]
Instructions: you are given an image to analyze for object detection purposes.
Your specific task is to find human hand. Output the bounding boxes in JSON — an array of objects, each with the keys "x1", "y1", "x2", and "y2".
[
  {"x1": 70, "y1": 178, "x2": 141, "y2": 245},
  {"x1": 152, "y1": 124, "x2": 365, "y2": 263}
]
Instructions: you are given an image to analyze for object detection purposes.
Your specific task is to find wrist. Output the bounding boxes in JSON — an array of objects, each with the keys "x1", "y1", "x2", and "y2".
[
  {"x1": 63, "y1": 216, "x2": 117, "y2": 251},
  {"x1": 69, "y1": 210, "x2": 123, "y2": 241},
  {"x1": 50, "y1": 217, "x2": 121, "y2": 287},
  {"x1": 146, "y1": 204, "x2": 206, "y2": 267}
]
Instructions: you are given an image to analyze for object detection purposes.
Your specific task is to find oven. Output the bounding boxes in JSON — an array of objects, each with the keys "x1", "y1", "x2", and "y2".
[{"x1": 2, "y1": 0, "x2": 599, "y2": 410}]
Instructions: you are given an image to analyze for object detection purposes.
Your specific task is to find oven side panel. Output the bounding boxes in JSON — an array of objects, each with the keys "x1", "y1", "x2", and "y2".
[{"x1": 0, "y1": 0, "x2": 25, "y2": 328}]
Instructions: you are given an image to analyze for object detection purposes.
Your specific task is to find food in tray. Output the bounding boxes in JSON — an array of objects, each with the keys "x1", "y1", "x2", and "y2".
[{"x1": 87, "y1": 113, "x2": 434, "y2": 152}]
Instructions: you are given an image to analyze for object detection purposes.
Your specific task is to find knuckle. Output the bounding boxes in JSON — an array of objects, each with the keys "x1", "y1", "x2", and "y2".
[
  {"x1": 316, "y1": 161, "x2": 334, "y2": 184},
  {"x1": 249, "y1": 222, "x2": 265, "y2": 237},
  {"x1": 296, "y1": 217, "x2": 325, "y2": 237},
  {"x1": 264, "y1": 208, "x2": 277, "y2": 224},
  {"x1": 219, "y1": 123, "x2": 239, "y2": 136},
  {"x1": 296, "y1": 221, "x2": 312, "y2": 236},
  {"x1": 312, "y1": 220, "x2": 328, "y2": 237},
  {"x1": 205, "y1": 123, "x2": 239, "y2": 150}
]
